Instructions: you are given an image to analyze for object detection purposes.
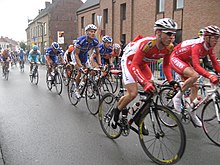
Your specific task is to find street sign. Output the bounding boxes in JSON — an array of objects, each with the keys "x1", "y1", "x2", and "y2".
[{"x1": 57, "y1": 31, "x2": 64, "y2": 44}]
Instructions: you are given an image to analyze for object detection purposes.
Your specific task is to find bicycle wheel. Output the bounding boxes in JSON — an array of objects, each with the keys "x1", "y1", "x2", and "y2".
[
  {"x1": 29, "y1": 71, "x2": 33, "y2": 83},
  {"x1": 85, "y1": 79, "x2": 100, "y2": 115},
  {"x1": 98, "y1": 93, "x2": 122, "y2": 139},
  {"x1": 5, "y1": 70, "x2": 9, "y2": 80},
  {"x1": 159, "y1": 87, "x2": 174, "y2": 109},
  {"x1": 201, "y1": 99, "x2": 220, "y2": 146},
  {"x1": 62, "y1": 68, "x2": 69, "y2": 86},
  {"x1": 112, "y1": 74, "x2": 119, "y2": 93},
  {"x1": 99, "y1": 77, "x2": 113, "y2": 96},
  {"x1": 139, "y1": 105, "x2": 186, "y2": 165},
  {"x1": 67, "y1": 76, "x2": 79, "y2": 106},
  {"x1": 46, "y1": 71, "x2": 52, "y2": 90},
  {"x1": 54, "y1": 72, "x2": 63, "y2": 95},
  {"x1": 32, "y1": 70, "x2": 39, "y2": 85}
]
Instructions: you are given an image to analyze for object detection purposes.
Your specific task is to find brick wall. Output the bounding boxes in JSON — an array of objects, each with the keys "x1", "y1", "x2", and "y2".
[{"x1": 77, "y1": 0, "x2": 220, "y2": 55}]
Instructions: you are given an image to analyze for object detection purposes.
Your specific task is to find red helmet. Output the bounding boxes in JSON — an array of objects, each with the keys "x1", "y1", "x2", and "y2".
[{"x1": 204, "y1": 25, "x2": 220, "y2": 36}]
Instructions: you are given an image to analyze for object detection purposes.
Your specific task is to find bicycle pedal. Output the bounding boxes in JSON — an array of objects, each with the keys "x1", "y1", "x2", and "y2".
[{"x1": 121, "y1": 128, "x2": 130, "y2": 136}]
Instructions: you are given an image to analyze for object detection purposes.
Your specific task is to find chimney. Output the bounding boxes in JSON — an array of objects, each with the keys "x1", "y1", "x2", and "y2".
[{"x1": 45, "y1": 1, "x2": 50, "y2": 8}]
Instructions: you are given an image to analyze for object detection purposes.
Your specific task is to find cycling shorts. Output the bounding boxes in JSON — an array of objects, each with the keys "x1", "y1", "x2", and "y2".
[{"x1": 121, "y1": 56, "x2": 153, "y2": 85}]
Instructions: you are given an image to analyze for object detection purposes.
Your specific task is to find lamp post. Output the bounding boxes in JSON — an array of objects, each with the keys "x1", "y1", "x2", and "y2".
[{"x1": 37, "y1": 22, "x2": 44, "y2": 54}]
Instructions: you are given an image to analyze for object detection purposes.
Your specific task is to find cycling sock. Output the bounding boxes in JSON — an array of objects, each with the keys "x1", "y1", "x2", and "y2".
[{"x1": 113, "y1": 108, "x2": 120, "y2": 122}]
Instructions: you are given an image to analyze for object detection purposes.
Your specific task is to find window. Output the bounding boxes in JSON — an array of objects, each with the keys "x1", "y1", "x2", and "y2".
[
  {"x1": 81, "y1": 16, "x2": 84, "y2": 29},
  {"x1": 92, "y1": 13, "x2": 96, "y2": 24},
  {"x1": 174, "y1": 0, "x2": 184, "y2": 10},
  {"x1": 44, "y1": 23, "x2": 47, "y2": 35},
  {"x1": 120, "y1": 3, "x2": 126, "y2": 20},
  {"x1": 103, "y1": 9, "x2": 108, "y2": 24},
  {"x1": 157, "y1": 0, "x2": 165, "y2": 13}
]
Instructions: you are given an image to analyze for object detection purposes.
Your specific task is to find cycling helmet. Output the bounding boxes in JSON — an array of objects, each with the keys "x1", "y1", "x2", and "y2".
[
  {"x1": 102, "y1": 36, "x2": 113, "y2": 43},
  {"x1": 68, "y1": 45, "x2": 74, "y2": 52},
  {"x1": 85, "y1": 24, "x2": 97, "y2": 31},
  {"x1": 32, "y1": 45, "x2": 38, "y2": 51},
  {"x1": 154, "y1": 18, "x2": 178, "y2": 32},
  {"x1": 51, "y1": 42, "x2": 59, "y2": 49},
  {"x1": 198, "y1": 28, "x2": 205, "y2": 37},
  {"x1": 113, "y1": 43, "x2": 121, "y2": 49},
  {"x1": 204, "y1": 25, "x2": 220, "y2": 36}
]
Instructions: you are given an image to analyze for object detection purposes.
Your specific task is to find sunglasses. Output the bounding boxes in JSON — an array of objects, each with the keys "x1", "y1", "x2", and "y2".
[
  {"x1": 210, "y1": 36, "x2": 220, "y2": 40},
  {"x1": 163, "y1": 31, "x2": 176, "y2": 36}
]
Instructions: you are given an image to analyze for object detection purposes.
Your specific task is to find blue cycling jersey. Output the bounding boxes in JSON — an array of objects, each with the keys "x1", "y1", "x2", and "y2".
[
  {"x1": 46, "y1": 47, "x2": 63, "y2": 64},
  {"x1": 18, "y1": 50, "x2": 25, "y2": 61},
  {"x1": 28, "y1": 49, "x2": 41, "y2": 63},
  {"x1": 93, "y1": 43, "x2": 112, "y2": 65},
  {"x1": 74, "y1": 35, "x2": 99, "y2": 64}
]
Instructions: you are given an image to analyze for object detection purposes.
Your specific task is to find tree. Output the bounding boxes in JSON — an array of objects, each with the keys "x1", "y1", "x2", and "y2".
[{"x1": 19, "y1": 42, "x2": 27, "y2": 51}]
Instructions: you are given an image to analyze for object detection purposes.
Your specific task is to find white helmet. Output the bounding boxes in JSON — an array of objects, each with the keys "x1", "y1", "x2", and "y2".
[
  {"x1": 113, "y1": 43, "x2": 121, "y2": 49},
  {"x1": 204, "y1": 25, "x2": 220, "y2": 36},
  {"x1": 154, "y1": 18, "x2": 178, "y2": 31},
  {"x1": 102, "y1": 35, "x2": 113, "y2": 43},
  {"x1": 85, "y1": 24, "x2": 97, "y2": 31}
]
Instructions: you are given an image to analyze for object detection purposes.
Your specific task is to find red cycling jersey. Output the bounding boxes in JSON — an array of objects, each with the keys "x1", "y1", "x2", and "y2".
[
  {"x1": 122, "y1": 36, "x2": 174, "y2": 86},
  {"x1": 170, "y1": 37, "x2": 220, "y2": 79}
]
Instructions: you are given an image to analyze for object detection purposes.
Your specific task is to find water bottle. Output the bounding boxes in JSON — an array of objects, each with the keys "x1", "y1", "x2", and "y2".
[
  {"x1": 190, "y1": 97, "x2": 201, "y2": 108},
  {"x1": 129, "y1": 101, "x2": 142, "y2": 115}
]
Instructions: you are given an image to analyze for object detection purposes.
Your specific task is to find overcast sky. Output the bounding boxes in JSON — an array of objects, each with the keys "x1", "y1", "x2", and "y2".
[{"x1": 0, "y1": 0, "x2": 85, "y2": 42}]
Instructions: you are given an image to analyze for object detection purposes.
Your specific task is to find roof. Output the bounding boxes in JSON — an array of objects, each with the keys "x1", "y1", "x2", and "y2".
[
  {"x1": 77, "y1": 0, "x2": 99, "y2": 12},
  {"x1": 31, "y1": 0, "x2": 59, "y2": 23}
]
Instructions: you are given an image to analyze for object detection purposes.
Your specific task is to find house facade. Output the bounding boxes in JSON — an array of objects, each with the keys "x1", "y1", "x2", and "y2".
[
  {"x1": 77, "y1": 0, "x2": 220, "y2": 55},
  {"x1": 26, "y1": 0, "x2": 82, "y2": 52}
]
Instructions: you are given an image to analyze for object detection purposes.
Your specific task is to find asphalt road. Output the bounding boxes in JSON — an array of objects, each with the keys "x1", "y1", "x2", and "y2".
[{"x1": 0, "y1": 64, "x2": 219, "y2": 165}]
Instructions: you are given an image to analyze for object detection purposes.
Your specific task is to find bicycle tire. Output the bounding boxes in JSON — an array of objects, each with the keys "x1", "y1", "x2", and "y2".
[
  {"x1": 54, "y1": 72, "x2": 63, "y2": 95},
  {"x1": 112, "y1": 74, "x2": 119, "y2": 93},
  {"x1": 46, "y1": 71, "x2": 52, "y2": 90},
  {"x1": 98, "y1": 93, "x2": 122, "y2": 139},
  {"x1": 33, "y1": 70, "x2": 39, "y2": 85},
  {"x1": 62, "y1": 69, "x2": 69, "y2": 86},
  {"x1": 99, "y1": 77, "x2": 113, "y2": 96},
  {"x1": 159, "y1": 87, "x2": 174, "y2": 109},
  {"x1": 85, "y1": 79, "x2": 100, "y2": 115},
  {"x1": 139, "y1": 105, "x2": 186, "y2": 165},
  {"x1": 5, "y1": 70, "x2": 9, "y2": 80},
  {"x1": 67, "y1": 73, "x2": 79, "y2": 106},
  {"x1": 201, "y1": 99, "x2": 220, "y2": 146}
]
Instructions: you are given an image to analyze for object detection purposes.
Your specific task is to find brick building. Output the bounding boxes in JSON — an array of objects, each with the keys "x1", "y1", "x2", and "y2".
[
  {"x1": 77, "y1": 0, "x2": 220, "y2": 55},
  {"x1": 26, "y1": 0, "x2": 82, "y2": 52}
]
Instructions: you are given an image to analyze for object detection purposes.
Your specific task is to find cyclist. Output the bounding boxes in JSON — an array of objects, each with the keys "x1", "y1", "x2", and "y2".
[
  {"x1": 28, "y1": 45, "x2": 41, "y2": 75},
  {"x1": 17, "y1": 48, "x2": 25, "y2": 70},
  {"x1": 90, "y1": 35, "x2": 113, "y2": 69},
  {"x1": 0, "y1": 49, "x2": 11, "y2": 76},
  {"x1": 71, "y1": 24, "x2": 101, "y2": 98},
  {"x1": 170, "y1": 25, "x2": 220, "y2": 127},
  {"x1": 111, "y1": 43, "x2": 121, "y2": 68},
  {"x1": 111, "y1": 18, "x2": 178, "y2": 134},
  {"x1": 46, "y1": 42, "x2": 64, "y2": 80},
  {"x1": 64, "y1": 44, "x2": 74, "y2": 77}
]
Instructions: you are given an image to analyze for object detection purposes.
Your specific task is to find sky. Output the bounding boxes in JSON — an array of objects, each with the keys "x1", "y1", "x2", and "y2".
[{"x1": 0, "y1": 0, "x2": 85, "y2": 42}]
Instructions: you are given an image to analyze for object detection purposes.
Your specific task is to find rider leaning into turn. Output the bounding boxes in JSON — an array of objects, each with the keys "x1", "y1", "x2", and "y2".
[
  {"x1": 111, "y1": 18, "x2": 178, "y2": 135},
  {"x1": 45, "y1": 42, "x2": 64, "y2": 80},
  {"x1": 170, "y1": 25, "x2": 220, "y2": 127},
  {"x1": 71, "y1": 24, "x2": 101, "y2": 98},
  {"x1": 28, "y1": 45, "x2": 41, "y2": 75},
  {"x1": 0, "y1": 49, "x2": 11, "y2": 75},
  {"x1": 90, "y1": 35, "x2": 113, "y2": 69},
  {"x1": 17, "y1": 48, "x2": 25, "y2": 69}
]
